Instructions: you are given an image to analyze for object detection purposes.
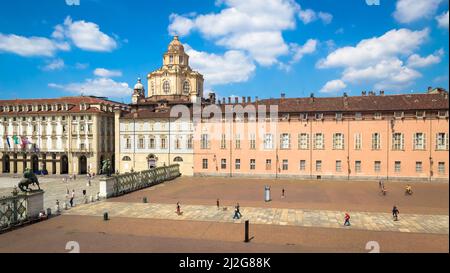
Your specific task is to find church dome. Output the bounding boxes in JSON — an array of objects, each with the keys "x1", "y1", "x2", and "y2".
[
  {"x1": 134, "y1": 78, "x2": 144, "y2": 90},
  {"x1": 168, "y1": 36, "x2": 184, "y2": 52}
]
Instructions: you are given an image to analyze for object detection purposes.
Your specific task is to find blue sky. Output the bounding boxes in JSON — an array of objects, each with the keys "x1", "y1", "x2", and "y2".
[{"x1": 0, "y1": 0, "x2": 448, "y2": 103}]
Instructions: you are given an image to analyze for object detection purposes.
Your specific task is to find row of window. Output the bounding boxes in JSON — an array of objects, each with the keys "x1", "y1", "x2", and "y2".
[
  {"x1": 201, "y1": 133, "x2": 450, "y2": 151},
  {"x1": 125, "y1": 135, "x2": 193, "y2": 150},
  {"x1": 202, "y1": 159, "x2": 447, "y2": 174}
]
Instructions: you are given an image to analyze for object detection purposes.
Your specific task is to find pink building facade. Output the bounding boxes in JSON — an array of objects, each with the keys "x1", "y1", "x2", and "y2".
[{"x1": 193, "y1": 91, "x2": 449, "y2": 182}]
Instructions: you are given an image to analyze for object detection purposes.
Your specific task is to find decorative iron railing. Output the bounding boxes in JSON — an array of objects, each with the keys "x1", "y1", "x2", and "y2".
[
  {"x1": 112, "y1": 164, "x2": 181, "y2": 197},
  {"x1": 0, "y1": 192, "x2": 28, "y2": 230}
]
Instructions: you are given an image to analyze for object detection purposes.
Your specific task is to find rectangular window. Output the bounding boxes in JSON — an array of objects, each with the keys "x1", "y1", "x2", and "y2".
[
  {"x1": 299, "y1": 113, "x2": 308, "y2": 121},
  {"x1": 392, "y1": 133, "x2": 404, "y2": 151},
  {"x1": 438, "y1": 162, "x2": 445, "y2": 174},
  {"x1": 413, "y1": 133, "x2": 426, "y2": 150},
  {"x1": 354, "y1": 133, "x2": 362, "y2": 150},
  {"x1": 282, "y1": 160, "x2": 288, "y2": 171},
  {"x1": 355, "y1": 112, "x2": 362, "y2": 120},
  {"x1": 333, "y1": 133, "x2": 344, "y2": 150},
  {"x1": 436, "y1": 133, "x2": 449, "y2": 150},
  {"x1": 187, "y1": 135, "x2": 193, "y2": 149},
  {"x1": 126, "y1": 137, "x2": 131, "y2": 149},
  {"x1": 299, "y1": 160, "x2": 306, "y2": 171},
  {"x1": 336, "y1": 160, "x2": 342, "y2": 172},
  {"x1": 374, "y1": 161, "x2": 381, "y2": 173},
  {"x1": 249, "y1": 134, "x2": 256, "y2": 150},
  {"x1": 355, "y1": 161, "x2": 361, "y2": 173},
  {"x1": 394, "y1": 111, "x2": 404, "y2": 119},
  {"x1": 315, "y1": 113, "x2": 323, "y2": 121},
  {"x1": 315, "y1": 160, "x2": 322, "y2": 171},
  {"x1": 335, "y1": 112, "x2": 343, "y2": 121},
  {"x1": 201, "y1": 134, "x2": 210, "y2": 149},
  {"x1": 395, "y1": 161, "x2": 401, "y2": 172},
  {"x1": 149, "y1": 137, "x2": 155, "y2": 149},
  {"x1": 265, "y1": 159, "x2": 272, "y2": 170},
  {"x1": 298, "y1": 133, "x2": 309, "y2": 150},
  {"x1": 280, "y1": 133, "x2": 290, "y2": 149},
  {"x1": 264, "y1": 134, "x2": 273, "y2": 149},
  {"x1": 372, "y1": 133, "x2": 381, "y2": 150},
  {"x1": 416, "y1": 111, "x2": 426, "y2": 119},
  {"x1": 235, "y1": 134, "x2": 241, "y2": 149},
  {"x1": 416, "y1": 161, "x2": 423, "y2": 173},
  {"x1": 374, "y1": 112, "x2": 382, "y2": 120},
  {"x1": 138, "y1": 137, "x2": 145, "y2": 149},
  {"x1": 202, "y1": 159, "x2": 208, "y2": 169},
  {"x1": 221, "y1": 159, "x2": 227, "y2": 169},
  {"x1": 250, "y1": 159, "x2": 256, "y2": 170},
  {"x1": 314, "y1": 133, "x2": 324, "y2": 149},
  {"x1": 221, "y1": 134, "x2": 226, "y2": 149},
  {"x1": 235, "y1": 159, "x2": 241, "y2": 170},
  {"x1": 161, "y1": 136, "x2": 167, "y2": 149}
]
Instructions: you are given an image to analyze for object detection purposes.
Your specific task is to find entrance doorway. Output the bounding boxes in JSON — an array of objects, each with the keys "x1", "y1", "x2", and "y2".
[
  {"x1": 60, "y1": 155, "x2": 69, "y2": 174},
  {"x1": 31, "y1": 155, "x2": 39, "y2": 173},
  {"x1": 79, "y1": 155, "x2": 88, "y2": 175},
  {"x1": 2, "y1": 155, "x2": 10, "y2": 173}
]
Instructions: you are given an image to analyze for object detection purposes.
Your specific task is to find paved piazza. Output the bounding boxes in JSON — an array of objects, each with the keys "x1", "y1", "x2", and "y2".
[
  {"x1": 0, "y1": 176, "x2": 448, "y2": 252},
  {"x1": 64, "y1": 201, "x2": 449, "y2": 235}
]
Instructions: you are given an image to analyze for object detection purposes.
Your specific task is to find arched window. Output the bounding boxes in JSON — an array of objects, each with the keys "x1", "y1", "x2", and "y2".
[
  {"x1": 183, "y1": 81, "x2": 190, "y2": 94},
  {"x1": 163, "y1": 81, "x2": 170, "y2": 94},
  {"x1": 151, "y1": 82, "x2": 155, "y2": 95},
  {"x1": 174, "y1": 156, "x2": 183, "y2": 162},
  {"x1": 122, "y1": 156, "x2": 131, "y2": 161}
]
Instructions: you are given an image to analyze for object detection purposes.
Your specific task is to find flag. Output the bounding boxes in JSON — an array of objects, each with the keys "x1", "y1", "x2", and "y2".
[
  {"x1": 6, "y1": 137, "x2": 11, "y2": 148},
  {"x1": 12, "y1": 135, "x2": 20, "y2": 145},
  {"x1": 20, "y1": 136, "x2": 29, "y2": 149}
]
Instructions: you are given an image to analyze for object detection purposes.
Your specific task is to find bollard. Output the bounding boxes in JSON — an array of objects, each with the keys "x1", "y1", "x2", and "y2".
[
  {"x1": 143, "y1": 197, "x2": 148, "y2": 203},
  {"x1": 244, "y1": 220, "x2": 250, "y2": 243},
  {"x1": 103, "y1": 212, "x2": 109, "y2": 221},
  {"x1": 47, "y1": 208, "x2": 52, "y2": 216}
]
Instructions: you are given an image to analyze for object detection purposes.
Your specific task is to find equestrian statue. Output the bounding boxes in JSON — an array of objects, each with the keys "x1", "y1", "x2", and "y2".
[{"x1": 18, "y1": 168, "x2": 41, "y2": 192}]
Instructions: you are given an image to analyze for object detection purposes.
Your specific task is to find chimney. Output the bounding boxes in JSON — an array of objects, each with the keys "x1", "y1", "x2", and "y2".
[
  {"x1": 362, "y1": 91, "x2": 366, "y2": 96},
  {"x1": 242, "y1": 96, "x2": 246, "y2": 104},
  {"x1": 379, "y1": 90, "x2": 385, "y2": 96},
  {"x1": 234, "y1": 97, "x2": 239, "y2": 104},
  {"x1": 247, "y1": 96, "x2": 251, "y2": 103}
]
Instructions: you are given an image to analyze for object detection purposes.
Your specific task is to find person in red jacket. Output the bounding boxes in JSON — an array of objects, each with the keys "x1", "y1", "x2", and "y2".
[{"x1": 344, "y1": 213, "x2": 351, "y2": 226}]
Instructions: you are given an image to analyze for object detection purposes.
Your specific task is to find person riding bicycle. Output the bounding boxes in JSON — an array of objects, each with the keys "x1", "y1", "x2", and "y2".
[{"x1": 405, "y1": 184, "x2": 413, "y2": 195}]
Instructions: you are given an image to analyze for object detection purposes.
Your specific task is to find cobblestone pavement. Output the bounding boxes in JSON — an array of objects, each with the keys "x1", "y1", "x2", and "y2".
[
  {"x1": 64, "y1": 201, "x2": 449, "y2": 235},
  {"x1": 0, "y1": 176, "x2": 101, "y2": 211}
]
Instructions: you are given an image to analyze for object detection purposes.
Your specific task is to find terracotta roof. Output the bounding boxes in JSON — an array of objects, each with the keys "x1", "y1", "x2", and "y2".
[{"x1": 220, "y1": 93, "x2": 449, "y2": 113}]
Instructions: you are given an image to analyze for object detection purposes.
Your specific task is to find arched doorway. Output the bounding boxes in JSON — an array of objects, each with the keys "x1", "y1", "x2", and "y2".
[
  {"x1": 147, "y1": 154, "x2": 157, "y2": 169},
  {"x1": 60, "y1": 155, "x2": 69, "y2": 174},
  {"x1": 79, "y1": 155, "x2": 87, "y2": 175},
  {"x1": 31, "y1": 155, "x2": 39, "y2": 173},
  {"x1": 2, "y1": 155, "x2": 10, "y2": 173}
]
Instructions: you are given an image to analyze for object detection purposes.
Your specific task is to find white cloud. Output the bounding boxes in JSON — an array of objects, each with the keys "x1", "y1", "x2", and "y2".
[
  {"x1": 75, "y1": 63, "x2": 89, "y2": 70},
  {"x1": 290, "y1": 39, "x2": 318, "y2": 63},
  {"x1": 298, "y1": 8, "x2": 332, "y2": 24},
  {"x1": 53, "y1": 16, "x2": 117, "y2": 52},
  {"x1": 318, "y1": 28, "x2": 433, "y2": 91},
  {"x1": 436, "y1": 10, "x2": 449, "y2": 29},
  {"x1": 48, "y1": 78, "x2": 132, "y2": 98},
  {"x1": 0, "y1": 33, "x2": 69, "y2": 57},
  {"x1": 93, "y1": 68, "x2": 122, "y2": 77},
  {"x1": 168, "y1": 0, "x2": 299, "y2": 67},
  {"x1": 317, "y1": 28, "x2": 429, "y2": 68},
  {"x1": 185, "y1": 44, "x2": 255, "y2": 86},
  {"x1": 407, "y1": 49, "x2": 444, "y2": 68},
  {"x1": 342, "y1": 59, "x2": 422, "y2": 89},
  {"x1": 320, "y1": 79, "x2": 347, "y2": 93},
  {"x1": 393, "y1": 0, "x2": 443, "y2": 23},
  {"x1": 41, "y1": 58, "x2": 65, "y2": 71}
]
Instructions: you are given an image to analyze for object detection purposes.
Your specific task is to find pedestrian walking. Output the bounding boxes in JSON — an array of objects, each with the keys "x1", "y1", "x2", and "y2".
[
  {"x1": 216, "y1": 199, "x2": 220, "y2": 210},
  {"x1": 392, "y1": 205, "x2": 399, "y2": 221},
  {"x1": 344, "y1": 213, "x2": 351, "y2": 226},
  {"x1": 236, "y1": 203, "x2": 242, "y2": 217},
  {"x1": 82, "y1": 189, "x2": 87, "y2": 204},
  {"x1": 70, "y1": 189, "x2": 75, "y2": 207},
  {"x1": 282, "y1": 188, "x2": 285, "y2": 198},
  {"x1": 176, "y1": 202, "x2": 182, "y2": 215}
]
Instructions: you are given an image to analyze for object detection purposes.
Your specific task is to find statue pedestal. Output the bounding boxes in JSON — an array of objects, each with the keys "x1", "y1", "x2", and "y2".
[
  {"x1": 99, "y1": 177, "x2": 115, "y2": 199},
  {"x1": 26, "y1": 191, "x2": 44, "y2": 219}
]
